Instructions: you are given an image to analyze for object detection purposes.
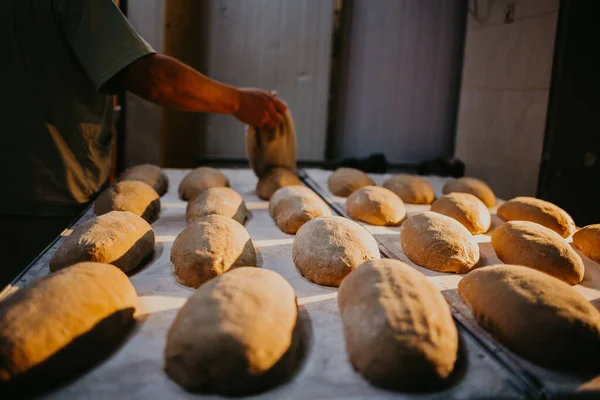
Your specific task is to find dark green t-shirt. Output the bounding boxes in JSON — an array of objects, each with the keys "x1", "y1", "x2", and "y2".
[{"x1": 0, "y1": 0, "x2": 154, "y2": 216}]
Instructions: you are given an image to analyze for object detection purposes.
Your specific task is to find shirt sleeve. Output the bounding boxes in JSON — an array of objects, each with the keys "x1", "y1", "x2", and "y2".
[{"x1": 53, "y1": 0, "x2": 156, "y2": 91}]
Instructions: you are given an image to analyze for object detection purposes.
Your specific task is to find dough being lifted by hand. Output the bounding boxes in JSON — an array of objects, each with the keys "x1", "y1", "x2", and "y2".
[
  {"x1": 497, "y1": 196, "x2": 576, "y2": 238},
  {"x1": 171, "y1": 215, "x2": 256, "y2": 288},
  {"x1": 346, "y1": 186, "x2": 405, "y2": 226},
  {"x1": 50, "y1": 211, "x2": 155, "y2": 274},
  {"x1": 269, "y1": 186, "x2": 332, "y2": 234},
  {"x1": 178, "y1": 167, "x2": 229, "y2": 201},
  {"x1": 94, "y1": 181, "x2": 161, "y2": 223},
  {"x1": 400, "y1": 212, "x2": 480, "y2": 273},
  {"x1": 443, "y1": 177, "x2": 495, "y2": 207},
  {"x1": 292, "y1": 216, "x2": 380, "y2": 286},
  {"x1": 459, "y1": 265, "x2": 600, "y2": 371},
  {"x1": 339, "y1": 259, "x2": 458, "y2": 391},
  {"x1": 186, "y1": 187, "x2": 247, "y2": 224},
  {"x1": 165, "y1": 268, "x2": 302, "y2": 396},
  {"x1": 256, "y1": 167, "x2": 301, "y2": 200},
  {"x1": 119, "y1": 164, "x2": 169, "y2": 196},
  {"x1": 430, "y1": 193, "x2": 490, "y2": 235},
  {"x1": 383, "y1": 174, "x2": 435, "y2": 205},
  {"x1": 491, "y1": 221, "x2": 584, "y2": 285},
  {"x1": 0, "y1": 262, "x2": 138, "y2": 388},
  {"x1": 327, "y1": 168, "x2": 374, "y2": 197}
]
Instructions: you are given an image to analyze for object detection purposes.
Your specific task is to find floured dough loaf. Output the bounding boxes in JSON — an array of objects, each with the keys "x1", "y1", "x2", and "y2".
[
  {"x1": 430, "y1": 193, "x2": 490, "y2": 235},
  {"x1": 256, "y1": 167, "x2": 302, "y2": 200},
  {"x1": 459, "y1": 265, "x2": 600, "y2": 371},
  {"x1": 574, "y1": 224, "x2": 600, "y2": 263},
  {"x1": 491, "y1": 221, "x2": 584, "y2": 285},
  {"x1": 346, "y1": 186, "x2": 406, "y2": 226},
  {"x1": 400, "y1": 212, "x2": 480, "y2": 273},
  {"x1": 171, "y1": 215, "x2": 256, "y2": 288},
  {"x1": 246, "y1": 109, "x2": 297, "y2": 178},
  {"x1": 119, "y1": 163, "x2": 168, "y2": 196},
  {"x1": 0, "y1": 263, "x2": 137, "y2": 387},
  {"x1": 178, "y1": 167, "x2": 229, "y2": 201},
  {"x1": 497, "y1": 196, "x2": 576, "y2": 238},
  {"x1": 339, "y1": 259, "x2": 458, "y2": 391},
  {"x1": 186, "y1": 187, "x2": 247, "y2": 225},
  {"x1": 442, "y1": 177, "x2": 495, "y2": 207},
  {"x1": 269, "y1": 186, "x2": 332, "y2": 234},
  {"x1": 165, "y1": 268, "x2": 301, "y2": 395},
  {"x1": 49, "y1": 211, "x2": 155, "y2": 274},
  {"x1": 327, "y1": 168, "x2": 375, "y2": 197},
  {"x1": 292, "y1": 216, "x2": 379, "y2": 286},
  {"x1": 94, "y1": 181, "x2": 161, "y2": 223},
  {"x1": 382, "y1": 174, "x2": 435, "y2": 205}
]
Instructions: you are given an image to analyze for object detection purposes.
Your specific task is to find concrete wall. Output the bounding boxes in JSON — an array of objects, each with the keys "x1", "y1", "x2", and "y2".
[
  {"x1": 332, "y1": 0, "x2": 467, "y2": 164},
  {"x1": 454, "y1": 0, "x2": 559, "y2": 198}
]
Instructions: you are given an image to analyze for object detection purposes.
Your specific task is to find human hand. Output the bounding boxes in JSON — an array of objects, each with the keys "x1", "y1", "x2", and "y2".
[{"x1": 234, "y1": 88, "x2": 287, "y2": 129}]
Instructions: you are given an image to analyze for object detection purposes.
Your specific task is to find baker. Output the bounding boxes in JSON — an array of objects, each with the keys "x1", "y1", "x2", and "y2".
[{"x1": 0, "y1": 0, "x2": 286, "y2": 287}]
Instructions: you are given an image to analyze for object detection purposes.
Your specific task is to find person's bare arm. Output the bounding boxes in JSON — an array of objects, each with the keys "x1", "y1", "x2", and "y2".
[{"x1": 108, "y1": 53, "x2": 286, "y2": 128}]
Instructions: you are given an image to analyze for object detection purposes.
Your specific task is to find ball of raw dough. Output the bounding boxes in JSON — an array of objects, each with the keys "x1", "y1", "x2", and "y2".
[
  {"x1": 327, "y1": 168, "x2": 375, "y2": 197},
  {"x1": 178, "y1": 167, "x2": 229, "y2": 201},
  {"x1": 165, "y1": 267, "x2": 301, "y2": 395},
  {"x1": 256, "y1": 167, "x2": 302, "y2": 200},
  {"x1": 119, "y1": 164, "x2": 168, "y2": 196},
  {"x1": 186, "y1": 187, "x2": 247, "y2": 225},
  {"x1": 430, "y1": 193, "x2": 490, "y2": 235},
  {"x1": 346, "y1": 186, "x2": 406, "y2": 226},
  {"x1": 459, "y1": 265, "x2": 600, "y2": 371},
  {"x1": 382, "y1": 174, "x2": 435, "y2": 205},
  {"x1": 246, "y1": 109, "x2": 297, "y2": 178},
  {"x1": 400, "y1": 211, "x2": 480, "y2": 273},
  {"x1": 339, "y1": 259, "x2": 458, "y2": 391},
  {"x1": 171, "y1": 215, "x2": 256, "y2": 288},
  {"x1": 94, "y1": 180, "x2": 161, "y2": 223},
  {"x1": 491, "y1": 221, "x2": 584, "y2": 285},
  {"x1": 0, "y1": 263, "x2": 137, "y2": 387},
  {"x1": 497, "y1": 196, "x2": 576, "y2": 238},
  {"x1": 573, "y1": 224, "x2": 600, "y2": 263},
  {"x1": 292, "y1": 216, "x2": 380, "y2": 286},
  {"x1": 49, "y1": 211, "x2": 155, "y2": 274},
  {"x1": 269, "y1": 186, "x2": 332, "y2": 234},
  {"x1": 442, "y1": 177, "x2": 495, "y2": 207}
]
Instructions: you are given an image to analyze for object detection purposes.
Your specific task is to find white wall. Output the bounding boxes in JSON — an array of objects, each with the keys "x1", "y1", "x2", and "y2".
[{"x1": 454, "y1": 0, "x2": 559, "y2": 198}]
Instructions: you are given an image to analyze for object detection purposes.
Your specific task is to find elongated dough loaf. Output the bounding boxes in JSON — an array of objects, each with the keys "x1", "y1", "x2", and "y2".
[
  {"x1": 256, "y1": 167, "x2": 302, "y2": 200},
  {"x1": 178, "y1": 167, "x2": 229, "y2": 201},
  {"x1": 0, "y1": 263, "x2": 137, "y2": 387},
  {"x1": 246, "y1": 110, "x2": 297, "y2": 178},
  {"x1": 49, "y1": 211, "x2": 155, "y2": 274},
  {"x1": 119, "y1": 164, "x2": 169, "y2": 196},
  {"x1": 442, "y1": 177, "x2": 495, "y2": 207},
  {"x1": 491, "y1": 221, "x2": 584, "y2": 285},
  {"x1": 165, "y1": 267, "x2": 301, "y2": 395},
  {"x1": 430, "y1": 193, "x2": 490, "y2": 234},
  {"x1": 186, "y1": 187, "x2": 247, "y2": 224},
  {"x1": 269, "y1": 186, "x2": 332, "y2": 234},
  {"x1": 459, "y1": 265, "x2": 600, "y2": 371},
  {"x1": 382, "y1": 174, "x2": 435, "y2": 205},
  {"x1": 497, "y1": 196, "x2": 576, "y2": 238},
  {"x1": 400, "y1": 212, "x2": 480, "y2": 273},
  {"x1": 573, "y1": 224, "x2": 600, "y2": 263},
  {"x1": 292, "y1": 216, "x2": 380, "y2": 286},
  {"x1": 171, "y1": 215, "x2": 256, "y2": 287},
  {"x1": 346, "y1": 186, "x2": 405, "y2": 226},
  {"x1": 94, "y1": 181, "x2": 161, "y2": 223},
  {"x1": 339, "y1": 259, "x2": 458, "y2": 391},
  {"x1": 327, "y1": 168, "x2": 374, "y2": 197}
]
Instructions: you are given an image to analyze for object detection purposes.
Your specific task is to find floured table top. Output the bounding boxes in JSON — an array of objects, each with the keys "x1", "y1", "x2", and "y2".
[
  {"x1": 303, "y1": 168, "x2": 600, "y2": 398},
  {"x1": 1, "y1": 169, "x2": 559, "y2": 399}
]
